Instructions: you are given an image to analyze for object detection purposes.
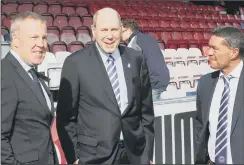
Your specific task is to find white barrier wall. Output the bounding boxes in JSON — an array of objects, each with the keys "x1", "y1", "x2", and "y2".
[{"x1": 153, "y1": 96, "x2": 197, "y2": 164}]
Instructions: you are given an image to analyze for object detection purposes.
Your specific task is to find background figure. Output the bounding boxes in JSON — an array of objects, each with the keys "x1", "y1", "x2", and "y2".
[
  {"x1": 56, "y1": 8, "x2": 154, "y2": 164},
  {"x1": 195, "y1": 26, "x2": 244, "y2": 164},
  {"x1": 121, "y1": 19, "x2": 170, "y2": 101},
  {"x1": 1, "y1": 11, "x2": 58, "y2": 164}
]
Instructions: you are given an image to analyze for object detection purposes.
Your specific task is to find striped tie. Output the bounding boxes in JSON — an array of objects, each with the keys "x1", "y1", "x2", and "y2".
[
  {"x1": 215, "y1": 76, "x2": 232, "y2": 164},
  {"x1": 106, "y1": 55, "x2": 121, "y2": 109}
]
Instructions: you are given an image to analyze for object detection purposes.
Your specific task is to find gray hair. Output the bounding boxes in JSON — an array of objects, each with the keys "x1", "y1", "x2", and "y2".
[
  {"x1": 92, "y1": 8, "x2": 122, "y2": 27},
  {"x1": 212, "y1": 26, "x2": 244, "y2": 57},
  {"x1": 10, "y1": 11, "x2": 46, "y2": 41}
]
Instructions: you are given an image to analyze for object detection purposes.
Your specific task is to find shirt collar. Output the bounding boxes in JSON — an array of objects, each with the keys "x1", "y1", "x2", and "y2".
[
  {"x1": 10, "y1": 49, "x2": 33, "y2": 72},
  {"x1": 95, "y1": 42, "x2": 120, "y2": 64},
  {"x1": 219, "y1": 61, "x2": 243, "y2": 79}
]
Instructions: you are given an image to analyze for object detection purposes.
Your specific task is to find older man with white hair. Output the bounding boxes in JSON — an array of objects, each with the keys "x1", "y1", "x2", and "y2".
[{"x1": 56, "y1": 8, "x2": 154, "y2": 164}]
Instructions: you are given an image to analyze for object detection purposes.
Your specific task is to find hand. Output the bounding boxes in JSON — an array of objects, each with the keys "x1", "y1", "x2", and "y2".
[
  {"x1": 74, "y1": 159, "x2": 79, "y2": 164},
  {"x1": 150, "y1": 160, "x2": 154, "y2": 164}
]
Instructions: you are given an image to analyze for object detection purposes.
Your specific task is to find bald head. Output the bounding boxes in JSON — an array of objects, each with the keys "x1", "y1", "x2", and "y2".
[
  {"x1": 91, "y1": 8, "x2": 122, "y2": 53},
  {"x1": 92, "y1": 7, "x2": 122, "y2": 28}
]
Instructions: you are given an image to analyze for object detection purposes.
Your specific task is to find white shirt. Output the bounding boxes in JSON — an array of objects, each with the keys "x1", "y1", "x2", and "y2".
[
  {"x1": 10, "y1": 49, "x2": 52, "y2": 111},
  {"x1": 95, "y1": 43, "x2": 128, "y2": 139},
  {"x1": 208, "y1": 61, "x2": 243, "y2": 164}
]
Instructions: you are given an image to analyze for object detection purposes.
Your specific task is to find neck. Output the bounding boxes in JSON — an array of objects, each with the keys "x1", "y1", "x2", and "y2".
[{"x1": 222, "y1": 59, "x2": 241, "y2": 76}]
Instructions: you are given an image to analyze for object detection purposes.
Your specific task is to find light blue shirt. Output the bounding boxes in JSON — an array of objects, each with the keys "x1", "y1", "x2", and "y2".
[
  {"x1": 95, "y1": 43, "x2": 128, "y2": 139},
  {"x1": 10, "y1": 49, "x2": 52, "y2": 111}
]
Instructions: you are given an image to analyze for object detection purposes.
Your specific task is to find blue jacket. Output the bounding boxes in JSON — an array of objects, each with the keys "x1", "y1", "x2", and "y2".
[{"x1": 128, "y1": 31, "x2": 170, "y2": 91}]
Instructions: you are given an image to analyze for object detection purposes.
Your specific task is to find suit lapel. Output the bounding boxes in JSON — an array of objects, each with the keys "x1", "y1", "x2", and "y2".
[
  {"x1": 231, "y1": 66, "x2": 244, "y2": 135},
  {"x1": 90, "y1": 43, "x2": 120, "y2": 114},
  {"x1": 204, "y1": 71, "x2": 220, "y2": 125},
  {"x1": 119, "y1": 46, "x2": 133, "y2": 108},
  {"x1": 6, "y1": 53, "x2": 51, "y2": 113}
]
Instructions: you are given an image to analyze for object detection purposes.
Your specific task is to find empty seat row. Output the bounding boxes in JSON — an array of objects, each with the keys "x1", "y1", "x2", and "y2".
[{"x1": 2, "y1": 3, "x2": 89, "y2": 17}]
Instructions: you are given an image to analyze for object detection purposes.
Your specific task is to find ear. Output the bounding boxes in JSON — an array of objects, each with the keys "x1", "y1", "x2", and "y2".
[
  {"x1": 91, "y1": 25, "x2": 96, "y2": 39},
  {"x1": 231, "y1": 48, "x2": 240, "y2": 60},
  {"x1": 11, "y1": 31, "x2": 20, "y2": 48}
]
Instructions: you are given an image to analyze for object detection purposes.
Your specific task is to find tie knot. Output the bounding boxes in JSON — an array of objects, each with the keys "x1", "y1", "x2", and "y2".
[
  {"x1": 107, "y1": 54, "x2": 115, "y2": 62},
  {"x1": 222, "y1": 75, "x2": 233, "y2": 84},
  {"x1": 29, "y1": 68, "x2": 38, "y2": 77}
]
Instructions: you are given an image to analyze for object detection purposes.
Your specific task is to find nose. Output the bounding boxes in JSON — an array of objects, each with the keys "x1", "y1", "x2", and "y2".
[
  {"x1": 36, "y1": 37, "x2": 45, "y2": 48},
  {"x1": 106, "y1": 31, "x2": 113, "y2": 39}
]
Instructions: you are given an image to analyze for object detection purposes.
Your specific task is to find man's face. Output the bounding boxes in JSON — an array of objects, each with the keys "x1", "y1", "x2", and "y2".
[
  {"x1": 207, "y1": 35, "x2": 233, "y2": 70},
  {"x1": 121, "y1": 27, "x2": 131, "y2": 41},
  {"x1": 12, "y1": 18, "x2": 47, "y2": 66},
  {"x1": 92, "y1": 14, "x2": 121, "y2": 53}
]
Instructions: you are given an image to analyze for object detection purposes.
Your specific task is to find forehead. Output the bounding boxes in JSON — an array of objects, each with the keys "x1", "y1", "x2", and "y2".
[
  {"x1": 209, "y1": 35, "x2": 226, "y2": 47},
  {"x1": 96, "y1": 13, "x2": 121, "y2": 28},
  {"x1": 19, "y1": 19, "x2": 47, "y2": 34}
]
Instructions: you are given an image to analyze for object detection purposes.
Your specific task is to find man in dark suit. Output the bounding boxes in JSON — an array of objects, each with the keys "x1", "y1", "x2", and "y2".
[
  {"x1": 56, "y1": 8, "x2": 154, "y2": 164},
  {"x1": 1, "y1": 11, "x2": 58, "y2": 164},
  {"x1": 195, "y1": 26, "x2": 244, "y2": 164}
]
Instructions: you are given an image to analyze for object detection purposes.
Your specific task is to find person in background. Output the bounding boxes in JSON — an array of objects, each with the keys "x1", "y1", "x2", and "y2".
[
  {"x1": 56, "y1": 8, "x2": 154, "y2": 164},
  {"x1": 1, "y1": 11, "x2": 58, "y2": 164},
  {"x1": 121, "y1": 19, "x2": 170, "y2": 101},
  {"x1": 195, "y1": 26, "x2": 244, "y2": 164}
]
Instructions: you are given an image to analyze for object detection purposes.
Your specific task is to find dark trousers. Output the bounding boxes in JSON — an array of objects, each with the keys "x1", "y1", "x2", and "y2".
[{"x1": 113, "y1": 140, "x2": 130, "y2": 164}]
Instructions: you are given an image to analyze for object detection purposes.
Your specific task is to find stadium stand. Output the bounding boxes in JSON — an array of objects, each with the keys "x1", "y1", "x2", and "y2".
[{"x1": 1, "y1": 0, "x2": 244, "y2": 164}]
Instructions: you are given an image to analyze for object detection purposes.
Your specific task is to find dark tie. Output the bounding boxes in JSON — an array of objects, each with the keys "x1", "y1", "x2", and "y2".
[
  {"x1": 29, "y1": 68, "x2": 46, "y2": 103},
  {"x1": 215, "y1": 76, "x2": 232, "y2": 164},
  {"x1": 106, "y1": 55, "x2": 121, "y2": 109}
]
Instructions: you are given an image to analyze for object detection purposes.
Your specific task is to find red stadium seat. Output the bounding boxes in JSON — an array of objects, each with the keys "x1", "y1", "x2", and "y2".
[
  {"x1": 220, "y1": 14, "x2": 228, "y2": 20},
  {"x1": 68, "y1": 41, "x2": 84, "y2": 53},
  {"x1": 157, "y1": 41, "x2": 166, "y2": 50},
  {"x1": 53, "y1": 14, "x2": 68, "y2": 31},
  {"x1": 68, "y1": 14, "x2": 83, "y2": 30},
  {"x1": 17, "y1": 2, "x2": 33, "y2": 12},
  {"x1": 60, "y1": 26, "x2": 76, "y2": 45},
  {"x1": 76, "y1": 7, "x2": 89, "y2": 16},
  {"x1": 2, "y1": 3, "x2": 18, "y2": 15},
  {"x1": 76, "y1": 26, "x2": 91, "y2": 44},
  {"x1": 48, "y1": 3, "x2": 62, "y2": 17},
  {"x1": 51, "y1": 41, "x2": 68, "y2": 54},
  {"x1": 62, "y1": 6, "x2": 76, "y2": 16},
  {"x1": 233, "y1": 22, "x2": 242, "y2": 29},
  {"x1": 1, "y1": 26, "x2": 9, "y2": 36},
  {"x1": 193, "y1": 32, "x2": 204, "y2": 40},
  {"x1": 203, "y1": 32, "x2": 212, "y2": 40},
  {"x1": 82, "y1": 15, "x2": 93, "y2": 27},
  {"x1": 42, "y1": 13, "x2": 54, "y2": 27},
  {"x1": 227, "y1": 14, "x2": 235, "y2": 21},
  {"x1": 33, "y1": 3, "x2": 48, "y2": 14},
  {"x1": 47, "y1": 26, "x2": 60, "y2": 45},
  {"x1": 171, "y1": 32, "x2": 183, "y2": 40},
  {"x1": 161, "y1": 32, "x2": 172, "y2": 43},
  {"x1": 212, "y1": 14, "x2": 220, "y2": 20},
  {"x1": 2, "y1": 18, "x2": 11, "y2": 29},
  {"x1": 216, "y1": 21, "x2": 225, "y2": 26},
  {"x1": 208, "y1": 21, "x2": 217, "y2": 29}
]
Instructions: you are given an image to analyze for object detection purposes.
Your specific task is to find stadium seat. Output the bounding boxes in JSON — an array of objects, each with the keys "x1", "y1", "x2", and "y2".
[
  {"x1": 1, "y1": 13, "x2": 7, "y2": 22},
  {"x1": 219, "y1": 14, "x2": 228, "y2": 20},
  {"x1": 68, "y1": 41, "x2": 84, "y2": 53},
  {"x1": 48, "y1": 3, "x2": 62, "y2": 17},
  {"x1": 54, "y1": 14, "x2": 69, "y2": 31},
  {"x1": 193, "y1": 32, "x2": 204, "y2": 40},
  {"x1": 62, "y1": 6, "x2": 76, "y2": 16},
  {"x1": 82, "y1": 15, "x2": 93, "y2": 27},
  {"x1": 2, "y1": 3, "x2": 18, "y2": 15},
  {"x1": 38, "y1": 52, "x2": 57, "y2": 75},
  {"x1": 76, "y1": 26, "x2": 92, "y2": 44},
  {"x1": 2, "y1": 18, "x2": 11, "y2": 28},
  {"x1": 42, "y1": 13, "x2": 54, "y2": 27},
  {"x1": 233, "y1": 22, "x2": 242, "y2": 29},
  {"x1": 158, "y1": 20, "x2": 171, "y2": 31},
  {"x1": 33, "y1": 3, "x2": 48, "y2": 14},
  {"x1": 68, "y1": 14, "x2": 83, "y2": 30},
  {"x1": 1, "y1": 41, "x2": 10, "y2": 59},
  {"x1": 157, "y1": 41, "x2": 166, "y2": 50},
  {"x1": 161, "y1": 32, "x2": 172, "y2": 44},
  {"x1": 227, "y1": 14, "x2": 235, "y2": 21},
  {"x1": 51, "y1": 41, "x2": 68, "y2": 54},
  {"x1": 17, "y1": 3, "x2": 33, "y2": 12},
  {"x1": 76, "y1": 7, "x2": 89, "y2": 16},
  {"x1": 47, "y1": 62, "x2": 63, "y2": 90},
  {"x1": 60, "y1": 26, "x2": 76, "y2": 45},
  {"x1": 55, "y1": 51, "x2": 71, "y2": 64},
  {"x1": 1, "y1": 34, "x2": 4, "y2": 41},
  {"x1": 1, "y1": 26, "x2": 9, "y2": 36},
  {"x1": 47, "y1": 26, "x2": 60, "y2": 45}
]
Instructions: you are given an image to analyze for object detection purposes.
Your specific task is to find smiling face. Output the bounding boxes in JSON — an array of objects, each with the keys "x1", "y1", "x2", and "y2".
[
  {"x1": 12, "y1": 18, "x2": 47, "y2": 66},
  {"x1": 91, "y1": 8, "x2": 122, "y2": 53}
]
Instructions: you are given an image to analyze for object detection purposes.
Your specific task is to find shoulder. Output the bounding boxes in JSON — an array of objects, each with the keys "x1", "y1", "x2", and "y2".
[
  {"x1": 121, "y1": 46, "x2": 144, "y2": 61},
  {"x1": 198, "y1": 70, "x2": 219, "y2": 86}
]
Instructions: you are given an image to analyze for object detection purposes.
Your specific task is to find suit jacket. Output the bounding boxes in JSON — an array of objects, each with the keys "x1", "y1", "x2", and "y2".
[
  {"x1": 194, "y1": 66, "x2": 244, "y2": 164},
  {"x1": 56, "y1": 43, "x2": 155, "y2": 164},
  {"x1": 1, "y1": 53, "x2": 58, "y2": 164}
]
